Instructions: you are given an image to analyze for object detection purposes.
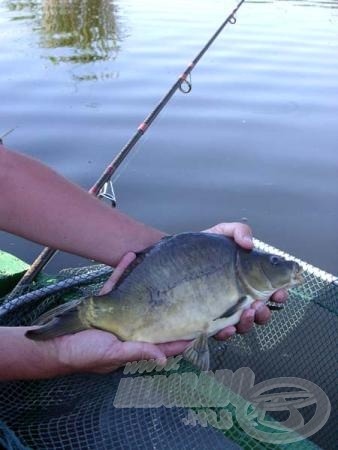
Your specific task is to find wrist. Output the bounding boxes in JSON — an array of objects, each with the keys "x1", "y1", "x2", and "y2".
[
  {"x1": 51, "y1": 335, "x2": 79, "y2": 375},
  {"x1": 23, "y1": 327, "x2": 67, "y2": 379},
  {"x1": 28, "y1": 331, "x2": 78, "y2": 377},
  {"x1": 0, "y1": 327, "x2": 65, "y2": 380}
]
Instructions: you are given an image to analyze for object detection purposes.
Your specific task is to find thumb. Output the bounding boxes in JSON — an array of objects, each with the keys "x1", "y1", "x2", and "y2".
[
  {"x1": 117, "y1": 341, "x2": 167, "y2": 365},
  {"x1": 232, "y1": 223, "x2": 253, "y2": 249},
  {"x1": 100, "y1": 252, "x2": 136, "y2": 295}
]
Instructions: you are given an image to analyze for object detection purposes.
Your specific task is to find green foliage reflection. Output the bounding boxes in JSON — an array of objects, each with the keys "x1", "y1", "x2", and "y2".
[{"x1": 7, "y1": 0, "x2": 122, "y2": 64}]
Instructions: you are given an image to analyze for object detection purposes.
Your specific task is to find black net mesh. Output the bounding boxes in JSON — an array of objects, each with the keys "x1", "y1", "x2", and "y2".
[{"x1": 0, "y1": 240, "x2": 337, "y2": 450}]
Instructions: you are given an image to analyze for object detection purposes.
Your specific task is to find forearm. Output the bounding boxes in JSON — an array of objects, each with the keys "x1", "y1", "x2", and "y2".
[
  {"x1": 0, "y1": 327, "x2": 69, "y2": 380},
  {"x1": 0, "y1": 145, "x2": 166, "y2": 266}
]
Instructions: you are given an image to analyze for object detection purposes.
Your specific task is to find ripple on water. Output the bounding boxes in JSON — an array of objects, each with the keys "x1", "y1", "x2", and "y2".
[{"x1": 0, "y1": 0, "x2": 337, "y2": 273}]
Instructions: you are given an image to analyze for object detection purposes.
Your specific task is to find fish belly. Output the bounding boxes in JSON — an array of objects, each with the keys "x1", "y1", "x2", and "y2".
[{"x1": 127, "y1": 272, "x2": 245, "y2": 343}]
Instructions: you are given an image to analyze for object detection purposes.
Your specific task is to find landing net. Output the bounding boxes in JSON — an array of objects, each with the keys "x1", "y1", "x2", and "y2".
[{"x1": 0, "y1": 241, "x2": 336, "y2": 450}]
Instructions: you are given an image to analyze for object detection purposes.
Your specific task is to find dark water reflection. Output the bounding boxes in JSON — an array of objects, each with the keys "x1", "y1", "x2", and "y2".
[{"x1": 0, "y1": 0, "x2": 337, "y2": 275}]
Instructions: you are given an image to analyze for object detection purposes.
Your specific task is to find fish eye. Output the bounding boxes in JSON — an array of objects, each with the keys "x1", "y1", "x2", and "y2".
[{"x1": 270, "y1": 256, "x2": 280, "y2": 266}]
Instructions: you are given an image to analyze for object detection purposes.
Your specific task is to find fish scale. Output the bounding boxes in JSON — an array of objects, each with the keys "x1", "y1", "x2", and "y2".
[{"x1": 26, "y1": 232, "x2": 303, "y2": 371}]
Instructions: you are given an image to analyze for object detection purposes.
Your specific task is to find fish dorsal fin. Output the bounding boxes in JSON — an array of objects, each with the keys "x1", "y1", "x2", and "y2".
[{"x1": 183, "y1": 333, "x2": 210, "y2": 371}]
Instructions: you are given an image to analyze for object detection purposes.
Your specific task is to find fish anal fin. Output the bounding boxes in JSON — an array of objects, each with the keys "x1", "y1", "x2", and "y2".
[{"x1": 183, "y1": 333, "x2": 210, "y2": 371}]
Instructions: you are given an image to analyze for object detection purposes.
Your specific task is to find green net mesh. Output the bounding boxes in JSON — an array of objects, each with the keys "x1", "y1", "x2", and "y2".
[{"x1": 0, "y1": 240, "x2": 336, "y2": 450}]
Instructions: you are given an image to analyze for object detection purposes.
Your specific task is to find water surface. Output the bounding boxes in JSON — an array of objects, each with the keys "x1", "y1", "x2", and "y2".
[{"x1": 0, "y1": 0, "x2": 337, "y2": 274}]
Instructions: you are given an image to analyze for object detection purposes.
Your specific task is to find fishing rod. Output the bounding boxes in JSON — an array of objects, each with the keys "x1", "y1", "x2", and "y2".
[
  {"x1": 0, "y1": 128, "x2": 16, "y2": 145},
  {"x1": 8, "y1": 0, "x2": 246, "y2": 299}
]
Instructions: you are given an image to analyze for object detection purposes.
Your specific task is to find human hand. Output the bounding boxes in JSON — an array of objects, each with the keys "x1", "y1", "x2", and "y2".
[
  {"x1": 55, "y1": 328, "x2": 189, "y2": 374},
  {"x1": 202, "y1": 222, "x2": 287, "y2": 339}
]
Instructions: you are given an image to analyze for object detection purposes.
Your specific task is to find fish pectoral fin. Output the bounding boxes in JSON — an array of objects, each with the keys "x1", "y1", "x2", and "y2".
[
  {"x1": 183, "y1": 333, "x2": 210, "y2": 371},
  {"x1": 25, "y1": 303, "x2": 88, "y2": 341},
  {"x1": 219, "y1": 295, "x2": 250, "y2": 318}
]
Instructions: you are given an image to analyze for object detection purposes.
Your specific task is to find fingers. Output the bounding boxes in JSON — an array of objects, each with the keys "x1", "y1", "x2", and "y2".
[
  {"x1": 99, "y1": 252, "x2": 136, "y2": 295},
  {"x1": 232, "y1": 223, "x2": 254, "y2": 249},
  {"x1": 114, "y1": 340, "x2": 192, "y2": 371},
  {"x1": 252, "y1": 301, "x2": 272, "y2": 325},
  {"x1": 214, "y1": 326, "x2": 237, "y2": 340},
  {"x1": 203, "y1": 222, "x2": 253, "y2": 250},
  {"x1": 118, "y1": 341, "x2": 167, "y2": 365},
  {"x1": 215, "y1": 302, "x2": 272, "y2": 341},
  {"x1": 236, "y1": 308, "x2": 256, "y2": 334},
  {"x1": 106, "y1": 339, "x2": 191, "y2": 369},
  {"x1": 271, "y1": 289, "x2": 288, "y2": 303},
  {"x1": 214, "y1": 309, "x2": 255, "y2": 341},
  {"x1": 157, "y1": 340, "x2": 192, "y2": 357}
]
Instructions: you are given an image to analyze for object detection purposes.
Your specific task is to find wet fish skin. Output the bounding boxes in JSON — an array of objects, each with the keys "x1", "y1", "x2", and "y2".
[{"x1": 26, "y1": 233, "x2": 303, "y2": 369}]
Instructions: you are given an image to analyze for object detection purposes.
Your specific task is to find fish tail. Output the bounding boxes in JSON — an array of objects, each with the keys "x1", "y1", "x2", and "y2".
[{"x1": 25, "y1": 305, "x2": 88, "y2": 341}]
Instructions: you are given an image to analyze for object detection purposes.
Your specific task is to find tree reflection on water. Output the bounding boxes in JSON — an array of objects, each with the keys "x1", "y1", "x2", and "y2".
[{"x1": 7, "y1": 0, "x2": 123, "y2": 67}]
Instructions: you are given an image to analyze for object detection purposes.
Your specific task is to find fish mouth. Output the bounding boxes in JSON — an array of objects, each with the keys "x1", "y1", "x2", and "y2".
[{"x1": 291, "y1": 262, "x2": 304, "y2": 285}]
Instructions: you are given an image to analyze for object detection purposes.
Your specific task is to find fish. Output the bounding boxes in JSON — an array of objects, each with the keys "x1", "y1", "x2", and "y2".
[{"x1": 25, "y1": 233, "x2": 303, "y2": 371}]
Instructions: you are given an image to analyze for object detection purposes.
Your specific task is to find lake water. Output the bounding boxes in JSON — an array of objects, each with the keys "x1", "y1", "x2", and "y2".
[{"x1": 0, "y1": 0, "x2": 337, "y2": 275}]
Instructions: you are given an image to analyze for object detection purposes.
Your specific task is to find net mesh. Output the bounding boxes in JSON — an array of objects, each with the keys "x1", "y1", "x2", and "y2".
[{"x1": 0, "y1": 241, "x2": 337, "y2": 450}]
